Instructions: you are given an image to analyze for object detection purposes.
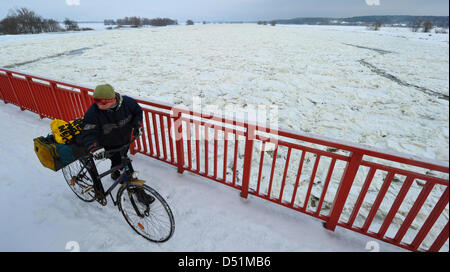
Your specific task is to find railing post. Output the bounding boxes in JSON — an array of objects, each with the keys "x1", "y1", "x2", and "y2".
[
  {"x1": 240, "y1": 124, "x2": 255, "y2": 199},
  {"x1": 0, "y1": 76, "x2": 6, "y2": 103},
  {"x1": 428, "y1": 221, "x2": 449, "y2": 252},
  {"x1": 80, "y1": 88, "x2": 91, "y2": 113},
  {"x1": 0, "y1": 87, "x2": 6, "y2": 104},
  {"x1": 6, "y1": 72, "x2": 24, "y2": 110},
  {"x1": 25, "y1": 76, "x2": 43, "y2": 119},
  {"x1": 0, "y1": 88, "x2": 4, "y2": 103},
  {"x1": 49, "y1": 82, "x2": 63, "y2": 119},
  {"x1": 172, "y1": 107, "x2": 185, "y2": 174},
  {"x1": 130, "y1": 142, "x2": 138, "y2": 155},
  {"x1": 324, "y1": 152, "x2": 363, "y2": 231}
]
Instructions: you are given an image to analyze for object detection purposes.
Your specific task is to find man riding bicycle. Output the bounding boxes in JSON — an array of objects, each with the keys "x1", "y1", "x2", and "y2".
[{"x1": 81, "y1": 84, "x2": 154, "y2": 205}]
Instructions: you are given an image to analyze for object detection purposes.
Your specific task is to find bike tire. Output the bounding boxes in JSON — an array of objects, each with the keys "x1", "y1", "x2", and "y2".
[
  {"x1": 62, "y1": 159, "x2": 96, "y2": 202},
  {"x1": 117, "y1": 184, "x2": 175, "y2": 243}
]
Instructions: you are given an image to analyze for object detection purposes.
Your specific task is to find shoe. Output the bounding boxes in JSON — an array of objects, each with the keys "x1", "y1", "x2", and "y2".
[
  {"x1": 111, "y1": 170, "x2": 120, "y2": 180},
  {"x1": 134, "y1": 188, "x2": 155, "y2": 206}
]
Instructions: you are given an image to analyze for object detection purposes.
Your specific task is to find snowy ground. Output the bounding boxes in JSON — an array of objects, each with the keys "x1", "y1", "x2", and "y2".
[
  {"x1": 0, "y1": 102, "x2": 406, "y2": 252},
  {"x1": 0, "y1": 23, "x2": 448, "y2": 251}
]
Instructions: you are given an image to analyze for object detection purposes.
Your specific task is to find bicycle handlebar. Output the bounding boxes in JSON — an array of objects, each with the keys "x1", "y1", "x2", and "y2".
[
  {"x1": 106, "y1": 135, "x2": 138, "y2": 158},
  {"x1": 87, "y1": 135, "x2": 138, "y2": 160}
]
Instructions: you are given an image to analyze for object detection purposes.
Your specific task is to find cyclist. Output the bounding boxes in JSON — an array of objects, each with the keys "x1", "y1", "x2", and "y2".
[{"x1": 81, "y1": 83, "x2": 154, "y2": 205}]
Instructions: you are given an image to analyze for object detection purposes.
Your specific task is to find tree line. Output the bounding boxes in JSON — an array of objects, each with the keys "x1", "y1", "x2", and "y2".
[
  {"x1": 275, "y1": 15, "x2": 449, "y2": 28},
  {"x1": 104, "y1": 17, "x2": 178, "y2": 27},
  {"x1": 104, "y1": 17, "x2": 200, "y2": 27},
  {"x1": 367, "y1": 19, "x2": 441, "y2": 33},
  {"x1": 0, "y1": 8, "x2": 61, "y2": 34},
  {"x1": 410, "y1": 19, "x2": 435, "y2": 33},
  {"x1": 257, "y1": 21, "x2": 277, "y2": 26},
  {"x1": 0, "y1": 7, "x2": 89, "y2": 35}
]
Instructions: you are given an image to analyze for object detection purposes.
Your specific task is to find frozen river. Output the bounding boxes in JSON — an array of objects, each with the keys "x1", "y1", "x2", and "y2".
[
  {"x1": 0, "y1": 23, "x2": 448, "y2": 250},
  {"x1": 1, "y1": 24, "x2": 448, "y2": 162}
]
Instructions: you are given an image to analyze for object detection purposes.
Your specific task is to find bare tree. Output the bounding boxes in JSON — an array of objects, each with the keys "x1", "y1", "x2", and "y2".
[
  {"x1": 368, "y1": 21, "x2": 382, "y2": 31},
  {"x1": 150, "y1": 18, "x2": 177, "y2": 26},
  {"x1": 411, "y1": 19, "x2": 423, "y2": 32},
  {"x1": 42, "y1": 19, "x2": 63, "y2": 32},
  {"x1": 129, "y1": 16, "x2": 142, "y2": 27},
  {"x1": 186, "y1": 19, "x2": 194, "y2": 25},
  {"x1": 17, "y1": 8, "x2": 43, "y2": 33},
  {"x1": 423, "y1": 20, "x2": 433, "y2": 33},
  {"x1": 104, "y1": 19, "x2": 116, "y2": 25},
  {"x1": 64, "y1": 18, "x2": 79, "y2": 31},
  {"x1": 0, "y1": 7, "x2": 63, "y2": 34},
  {"x1": 4, "y1": 7, "x2": 45, "y2": 34},
  {"x1": 0, "y1": 16, "x2": 19, "y2": 34},
  {"x1": 270, "y1": 20, "x2": 277, "y2": 26}
]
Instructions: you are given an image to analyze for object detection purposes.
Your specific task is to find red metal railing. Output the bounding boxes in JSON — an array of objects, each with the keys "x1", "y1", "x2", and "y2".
[{"x1": 1, "y1": 67, "x2": 448, "y2": 252}]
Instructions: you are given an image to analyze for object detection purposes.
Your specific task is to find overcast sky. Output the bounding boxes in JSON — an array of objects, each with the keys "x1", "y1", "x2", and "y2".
[{"x1": 1, "y1": 0, "x2": 449, "y2": 22}]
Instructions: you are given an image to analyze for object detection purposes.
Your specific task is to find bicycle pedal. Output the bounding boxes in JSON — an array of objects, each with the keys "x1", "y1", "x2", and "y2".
[{"x1": 82, "y1": 185, "x2": 93, "y2": 194}]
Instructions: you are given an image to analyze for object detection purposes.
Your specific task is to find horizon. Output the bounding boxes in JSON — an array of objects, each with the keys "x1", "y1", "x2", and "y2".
[
  {"x1": 0, "y1": 0, "x2": 449, "y2": 22},
  {"x1": 72, "y1": 14, "x2": 450, "y2": 24}
]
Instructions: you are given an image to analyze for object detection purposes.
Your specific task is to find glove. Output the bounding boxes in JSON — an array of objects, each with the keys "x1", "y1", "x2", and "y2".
[{"x1": 90, "y1": 146, "x2": 105, "y2": 160}]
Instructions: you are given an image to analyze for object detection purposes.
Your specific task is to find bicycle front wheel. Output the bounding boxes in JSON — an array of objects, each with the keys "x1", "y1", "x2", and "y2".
[{"x1": 117, "y1": 184, "x2": 175, "y2": 243}]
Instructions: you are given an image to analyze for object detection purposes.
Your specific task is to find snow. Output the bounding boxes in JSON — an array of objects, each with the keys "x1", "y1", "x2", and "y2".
[
  {"x1": 284, "y1": 25, "x2": 450, "y2": 44},
  {"x1": 0, "y1": 23, "x2": 448, "y2": 251},
  {"x1": 0, "y1": 103, "x2": 405, "y2": 251}
]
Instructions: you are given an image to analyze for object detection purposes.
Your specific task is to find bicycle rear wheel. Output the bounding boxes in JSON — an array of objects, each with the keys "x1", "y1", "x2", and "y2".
[
  {"x1": 62, "y1": 159, "x2": 96, "y2": 202},
  {"x1": 118, "y1": 184, "x2": 175, "y2": 242}
]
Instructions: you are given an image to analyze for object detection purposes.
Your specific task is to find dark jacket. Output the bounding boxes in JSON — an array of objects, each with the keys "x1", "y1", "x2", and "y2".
[{"x1": 81, "y1": 93, "x2": 143, "y2": 150}]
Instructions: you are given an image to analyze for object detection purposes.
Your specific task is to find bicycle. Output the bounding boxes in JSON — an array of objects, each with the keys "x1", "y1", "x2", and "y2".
[{"x1": 61, "y1": 138, "x2": 175, "y2": 243}]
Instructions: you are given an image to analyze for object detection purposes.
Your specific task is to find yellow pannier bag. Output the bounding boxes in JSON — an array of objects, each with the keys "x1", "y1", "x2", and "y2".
[
  {"x1": 50, "y1": 118, "x2": 83, "y2": 144},
  {"x1": 33, "y1": 135, "x2": 63, "y2": 171},
  {"x1": 33, "y1": 134, "x2": 88, "y2": 172}
]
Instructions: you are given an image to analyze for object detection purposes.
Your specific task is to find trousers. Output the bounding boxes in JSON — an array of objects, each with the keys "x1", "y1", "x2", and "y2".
[{"x1": 108, "y1": 147, "x2": 135, "y2": 173}]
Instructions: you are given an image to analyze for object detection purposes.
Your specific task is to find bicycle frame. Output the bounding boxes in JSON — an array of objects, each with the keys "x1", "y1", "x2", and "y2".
[
  {"x1": 76, "y1": 156, "x2": 127, "y2": 205},
  {"x1": 77, "y1": 136, "x2": 139, "y2": 206}
]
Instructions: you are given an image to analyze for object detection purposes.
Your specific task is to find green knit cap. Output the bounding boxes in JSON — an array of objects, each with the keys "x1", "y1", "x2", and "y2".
[{"x1": 94, "y1": 84, "x2": 115, "y2": 99}]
